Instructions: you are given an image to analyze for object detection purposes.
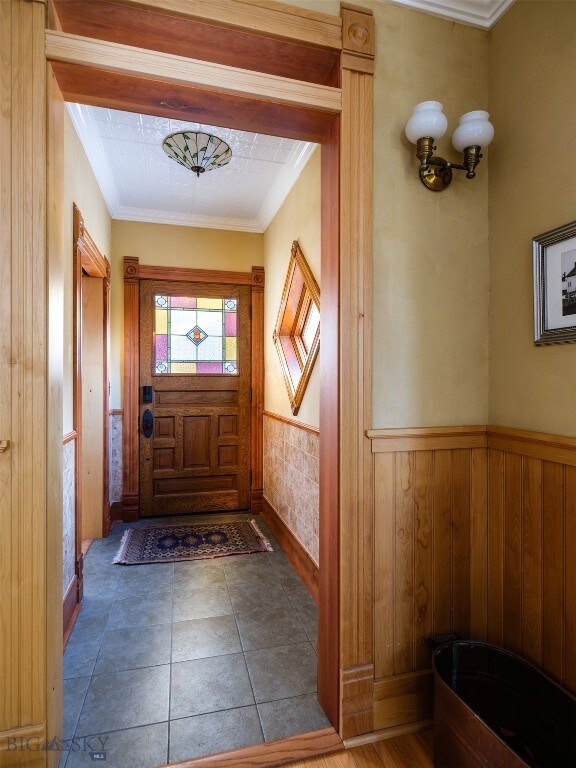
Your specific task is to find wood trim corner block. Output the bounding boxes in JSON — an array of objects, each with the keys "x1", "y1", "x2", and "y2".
[{"x1": 341, "y1": 664, "x2": 375, "y2": 739}]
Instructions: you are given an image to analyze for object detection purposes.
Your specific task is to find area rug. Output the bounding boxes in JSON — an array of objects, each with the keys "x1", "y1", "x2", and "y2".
[{"x1": 113, "y1": 519, "x2": 272, "y2": 565}]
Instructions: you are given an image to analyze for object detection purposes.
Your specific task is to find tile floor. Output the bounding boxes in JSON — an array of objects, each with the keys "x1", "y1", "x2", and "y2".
[{"x1": 61, "y1": 513, "x2": 328, "y2": 768}]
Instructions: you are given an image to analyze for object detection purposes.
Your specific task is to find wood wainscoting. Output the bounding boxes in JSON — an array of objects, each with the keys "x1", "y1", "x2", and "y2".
[
  {"x1": 368, "y1": 425, "x2": 576, "y2": 735},
  {"x1": 486, "y1": 427, "x2": 576, "y2": 693}
]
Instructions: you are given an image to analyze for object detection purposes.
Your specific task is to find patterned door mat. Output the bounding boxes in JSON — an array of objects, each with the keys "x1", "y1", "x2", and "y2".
[{"x1": 113, "y1": 519, "x2": 272, "y2": 565}]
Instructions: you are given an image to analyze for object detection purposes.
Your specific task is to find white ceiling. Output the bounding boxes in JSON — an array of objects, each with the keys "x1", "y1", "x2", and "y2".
[
  {"x1": 383, "y1": 0, "x2": 516, "y2": 28},
  {"x1": 67, "y1": 103, "x2": 317, "y2": 233}
]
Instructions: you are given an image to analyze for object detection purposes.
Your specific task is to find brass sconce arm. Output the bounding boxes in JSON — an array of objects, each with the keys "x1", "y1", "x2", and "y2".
[{"x1": 415, "y1": 137, "x2": 483, "y2": 191}]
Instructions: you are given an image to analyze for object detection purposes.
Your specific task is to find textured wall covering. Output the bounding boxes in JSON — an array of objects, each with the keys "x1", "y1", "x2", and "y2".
[
  {"x1": 62, "y1": 439, "x2": 76, "y2": 594},
  {"x1": 263, "y1": 148, "x2": 321, "y2": 428},
  {"x1": 489, "y1": 0, "x2": 576, "y2": 436},
  {"x1": 263, "y1": 413, "x2": 319, "y2": 564},
  {"x1": 63, "y1": 109, "x2": 111, "y2": 434},
  {"x1": 109, "y1": 413, "x2": 123, "y2": 503}
]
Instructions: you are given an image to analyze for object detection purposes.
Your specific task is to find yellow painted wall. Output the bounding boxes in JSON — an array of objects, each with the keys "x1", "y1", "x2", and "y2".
[
  {"x1": 284, "y1": 0, "x2": 491, "y2": 428},
  {"x1": 489, "y1": 0, "x2": 576, "y2": 436},
  {"x1": 63, "y1": 108, "x2": 112, "y2": 434},
  {"x1": 110, "y1": 221, "x2": 264, "y2": 409},
  {"x1": 263, "y1": 148, "x2": 321, "y2": 428}
]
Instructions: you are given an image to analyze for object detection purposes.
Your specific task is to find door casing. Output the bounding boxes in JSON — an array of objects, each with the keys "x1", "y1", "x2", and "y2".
[
  {"x1": 137, "y1": 275, "x2": 254, "y2": 516},
  {"x1": 0, "y1": 2, "x2": 374, "y2": 764}
]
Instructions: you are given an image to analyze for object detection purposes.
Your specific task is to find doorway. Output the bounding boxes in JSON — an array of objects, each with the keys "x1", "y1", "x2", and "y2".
[
  {"x1": 67, "y1": 204, "x2": 111, "y2": 634},
  {"x1": 0, "y1": 1, "x2": 376, "y2": 764}
]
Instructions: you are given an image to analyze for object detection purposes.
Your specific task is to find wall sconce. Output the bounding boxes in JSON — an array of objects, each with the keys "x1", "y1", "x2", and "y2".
[{"x1": 405, "y1": 101, "x2": 494, "y2": 191}]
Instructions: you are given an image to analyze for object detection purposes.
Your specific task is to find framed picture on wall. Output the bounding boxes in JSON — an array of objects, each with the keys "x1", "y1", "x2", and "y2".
[{"x1": 534, "y1": 220, "x2": 576, "y2": 345}]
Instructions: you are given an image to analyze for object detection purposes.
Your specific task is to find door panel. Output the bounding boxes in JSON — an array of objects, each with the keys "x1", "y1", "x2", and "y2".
[
  {"x1": 81, "y1": 275, "x2": 104, "y2": 539},
  {"x1": 139, "y1": 280, "x2": 251, "y2": 516}
]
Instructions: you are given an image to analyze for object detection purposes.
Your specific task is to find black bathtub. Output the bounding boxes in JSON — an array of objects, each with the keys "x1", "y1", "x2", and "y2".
[{"x1": 432, "y1": 641, "x2": 576, "y2": 768}]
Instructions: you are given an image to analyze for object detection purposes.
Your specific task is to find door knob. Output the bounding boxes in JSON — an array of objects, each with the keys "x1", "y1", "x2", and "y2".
[
  {"x1": 142, "y1": 409, "x2": 154, "y2": 438},
  {"x1": 0, "y1": 440, "x2": 9, "y2": 453}
]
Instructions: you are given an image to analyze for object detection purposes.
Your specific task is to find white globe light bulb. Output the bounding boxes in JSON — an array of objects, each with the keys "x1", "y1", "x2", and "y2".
[
  {"x1": 452, "y1": 110, "x2": 494, "y2": 152},
  {"x1": 405, "y1": 101, "x2": 448, "y2": 144}
]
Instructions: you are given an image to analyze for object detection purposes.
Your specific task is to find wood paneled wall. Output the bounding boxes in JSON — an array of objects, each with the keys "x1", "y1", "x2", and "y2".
[
  {"x1": 369, "y1": 427, "x2": 487, "y2": 733},
  {"x1": 486, "y1": 427, "x2": 576, "y2": 694},
  {"x1": 369, "y1": 425, "x2": 576, "y2": 734},
  {"x1": 0, "y1": 1, "x2": 58, "y2": 765}
]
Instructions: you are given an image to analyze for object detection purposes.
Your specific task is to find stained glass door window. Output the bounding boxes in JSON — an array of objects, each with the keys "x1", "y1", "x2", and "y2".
[{"x1": 154, "y1": 295, "x2": 238, "y2": 374}]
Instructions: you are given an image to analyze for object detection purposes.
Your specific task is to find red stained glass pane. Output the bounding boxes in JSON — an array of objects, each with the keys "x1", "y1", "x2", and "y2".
[
  {"x1": 225, "y1": 312, "x2": 237, "y2": 336},
  {"x1": 197, "y1": 362, "x2": 222, "y2": 373},
  {"x1": 171, "y1": 296, "x2": 197, "y2": 309},
  {"x1": 155, "y1": 334, "x2": 167, "y2": 359}
]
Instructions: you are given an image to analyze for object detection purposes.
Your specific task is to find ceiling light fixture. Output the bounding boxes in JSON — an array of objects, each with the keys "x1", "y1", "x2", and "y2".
[
  {"x1": 405, "y1": 101, "x2": 494, "y2": 191},
  {"x1": 162, "y1": 130, "x2": 232, "y2": 177}
]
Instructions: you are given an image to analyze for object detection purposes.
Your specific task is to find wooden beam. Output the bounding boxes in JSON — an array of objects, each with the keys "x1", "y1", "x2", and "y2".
[
  {"x1": 138, "y1": 265, "x2": 253, "y2": 285},
  {"x1": 51, "y1": 62, "x2": 336, "y2": 144},
  {"x1": 110, "y1": 0, "x2": 343, "y2": 50},
  {"x1": 52, "y1": 0, "x2": 340, "y2": 88},
  {"x1": 45, "y1": 30, "x2": 342, "y2": 112}
]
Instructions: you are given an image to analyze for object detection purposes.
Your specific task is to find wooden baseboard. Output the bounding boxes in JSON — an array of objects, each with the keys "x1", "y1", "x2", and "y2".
[
  {"x1": 373, "y1": 671, "x2": 433, "y2": 732},
  {"x1": 109, "y1": 500, "x2": 123, "y2": 525},
  {"x1": 122, "y1": 493, "x2": 139, "y2": 522},
  {"x1": 250, "y1": 487, "x2": 263, "y2": 515},
  {"x1": 261, "y1": 496, "x2": 319, "y2": 603},
  {"x1": 169, "y1": 727, "x2": 341, "y2": 768},
  {"x1": 344, "y1": 720, "x2": 433, "y2": 748},
  {"x1": 63, "y1": 576, "x2": 80, "y2": 648}
]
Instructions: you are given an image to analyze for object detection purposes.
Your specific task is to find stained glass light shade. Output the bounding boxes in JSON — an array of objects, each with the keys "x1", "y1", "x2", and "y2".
[
  {"x1": 162, "y1": 131, "x2": 232, "y2": 177},
  {"x1": 154, "y1": 295, "x2": 238, "y2": 375}
]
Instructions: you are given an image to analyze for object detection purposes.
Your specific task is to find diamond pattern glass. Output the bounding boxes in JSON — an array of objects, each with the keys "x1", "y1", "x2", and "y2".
[{"x1": 154, "y1": 295, "x2": 238, "y2": 375}]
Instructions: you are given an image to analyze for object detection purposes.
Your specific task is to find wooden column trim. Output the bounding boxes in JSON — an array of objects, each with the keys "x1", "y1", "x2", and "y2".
[
  {"x1": 251, "y1": 266, "x2": 265, "y2": 514},
  {"x1": 122, "y1": 257, "x2": 140, "y2": 520},
  {"x1": 1, "y1": 0, "x2": 50, "y2": 748},
  {"x1": 318, "y1": 117, "x2": 340, "y2": 730},
  {"x1": 72, "y1": 205, "x2": 84, "y2": 597},
  {"x1": 338, "y1": 0, "x2": 375, "y2": 740},
  {"x1": 103, "y1": 262, "x2": 111, "y2": 533}
]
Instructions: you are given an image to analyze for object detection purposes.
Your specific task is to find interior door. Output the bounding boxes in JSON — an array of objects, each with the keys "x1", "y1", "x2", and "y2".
[{"x1": 139, "y1": 279, "x2": 251, "y2": 516}]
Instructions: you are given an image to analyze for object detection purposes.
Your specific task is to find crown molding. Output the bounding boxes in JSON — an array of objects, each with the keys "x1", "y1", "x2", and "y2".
[
  {"x1": 66, "y1": 102, "x2": 121, "y2": 215},
  {"x1": 111, "y1": 206, "x2": 265, "y2": 233},
  {"x1": 381, "y1": 0, "x2": 516, "y2": 29},
  {"x1": 255, "y1": 142, "x2": 317, "y2": 232}
]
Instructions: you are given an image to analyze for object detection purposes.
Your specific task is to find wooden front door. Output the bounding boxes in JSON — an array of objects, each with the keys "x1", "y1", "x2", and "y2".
[{"x1": 139, "y1": 279, "x2": 251, "y2": 516}]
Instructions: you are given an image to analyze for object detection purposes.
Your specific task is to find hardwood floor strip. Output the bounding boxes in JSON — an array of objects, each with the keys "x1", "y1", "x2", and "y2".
[
  {"x1": 373, "y1": 734, "x2": 432, "y2": 768},
  {"x1": 169, "y1": 728, "x2": 342, "y2": 768}
]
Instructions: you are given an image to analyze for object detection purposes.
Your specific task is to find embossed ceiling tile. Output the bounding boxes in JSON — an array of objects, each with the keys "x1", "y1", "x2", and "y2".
[{"x1": 67, "y1": 103, "x2": 317, "y2": 232}]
